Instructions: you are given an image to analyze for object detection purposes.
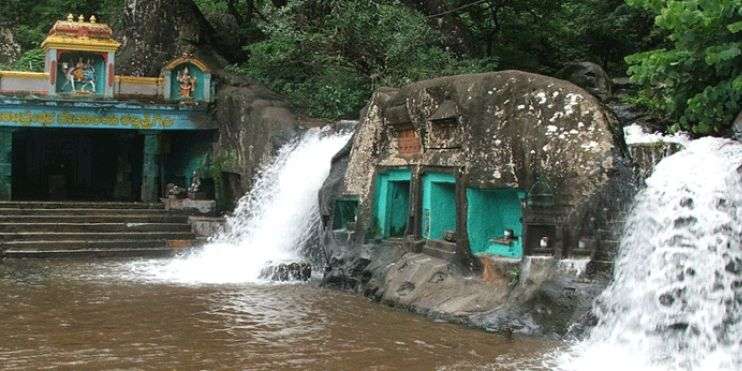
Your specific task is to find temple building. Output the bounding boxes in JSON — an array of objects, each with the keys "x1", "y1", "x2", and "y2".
[{"x1": 0, "y1": 15, "x2": 216, "y2": 202}]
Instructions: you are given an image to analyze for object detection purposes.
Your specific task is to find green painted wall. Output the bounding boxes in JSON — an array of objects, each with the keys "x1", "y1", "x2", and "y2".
[
  {"x1": 0, "y1": 129, "x2": 12, "y2": 200},
  {"x1": 373, "y1": 168, "x2": 411, "y2": 238},
  {"x1": 421, "y1": 172, "x2": 456, "y2": 240},
  {"x1": 466, "y1": 188, "x2": 526, "y2": 258}
]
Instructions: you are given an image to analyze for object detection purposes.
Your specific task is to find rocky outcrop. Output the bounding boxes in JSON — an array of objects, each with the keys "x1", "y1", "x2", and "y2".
[
  {"x1": 319, "y1": 70, "x2": 637, "y2": 337},
  {"x1": 211, "y1": 73, "x2": 300, "y2": 196},
  {"x1": 557, "y1": 62, "x2": 612, "y2": 102},
  {"x1": 116, "y1": 0, "x2": 235, "y2": 76},
  {"x1": 0, "y1": 28, "x2": 20, "y2": 67}
]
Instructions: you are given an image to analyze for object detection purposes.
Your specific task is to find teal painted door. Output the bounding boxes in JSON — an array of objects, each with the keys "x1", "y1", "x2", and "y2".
[
  {"x1": 466, "y1": 188, "x2": 526, "y2": 258},
  {"x1": 373, "y1": 168, "x2": 411, "y2": 238},
  {"x1": 421, "y1": 172, "x2": 457, "y2": 240}
]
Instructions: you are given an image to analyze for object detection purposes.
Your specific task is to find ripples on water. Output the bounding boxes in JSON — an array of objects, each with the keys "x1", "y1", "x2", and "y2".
[{"x1": 0, "y1": 259, "x2": 555, "y2": 370}]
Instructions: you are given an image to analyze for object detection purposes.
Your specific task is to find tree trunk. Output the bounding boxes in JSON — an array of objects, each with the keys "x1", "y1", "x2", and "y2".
[{"x1": 402, "y1": 0, "x2": 477, "y2": 56}]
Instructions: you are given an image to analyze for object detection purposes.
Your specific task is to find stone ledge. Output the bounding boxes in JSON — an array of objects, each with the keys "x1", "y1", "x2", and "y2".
[
  {"x1": 188, "y1": 216, "x2": 225, "y2": 237},
  {"x1": 162, "y1": 198, "x2": 216, "y2": 215}
]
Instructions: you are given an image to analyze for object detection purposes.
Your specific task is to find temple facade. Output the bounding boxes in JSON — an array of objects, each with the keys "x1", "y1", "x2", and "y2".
[{"x1": 0, "y1": 15, "x2": 217, "y2": 202}]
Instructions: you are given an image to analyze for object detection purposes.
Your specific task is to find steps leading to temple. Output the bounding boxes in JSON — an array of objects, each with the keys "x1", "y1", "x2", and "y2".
[{"x1": 0, "y1": 202, "x2": 197, "y2": 258}]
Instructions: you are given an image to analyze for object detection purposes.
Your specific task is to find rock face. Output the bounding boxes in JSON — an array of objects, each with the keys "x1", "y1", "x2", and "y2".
[
  {"x1": 557, "y1": 62, "x2": 612, "y2": 102},
  {"x1": 211, "y1": 73, "x2": 300, "y2": 197},
  {"x1": 116, "y1": 0, "x2": 234, "y2": 76},
  {"x1": 260, "y1": 262, "x2": 312, "y2": 282},
  {"x1": 319, "y1": 70, "x2": 636, "y2": 337},
  {"x1": 0, "y1": 28, "x2": 20, "y2": 66}
]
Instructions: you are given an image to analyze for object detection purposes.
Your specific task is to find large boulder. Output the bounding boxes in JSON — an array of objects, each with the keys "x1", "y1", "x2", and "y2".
[
  {"x1": 334, "y1": 70, "x2": 629, "y2": 247},
  {"x1": 318, "y1": 70, "x2": 636, "y2": 337}
]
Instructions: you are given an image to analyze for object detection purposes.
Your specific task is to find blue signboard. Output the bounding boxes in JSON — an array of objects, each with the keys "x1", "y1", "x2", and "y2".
[{"x1": 0, "y1": 98, "x2": 216, "y2": 131}]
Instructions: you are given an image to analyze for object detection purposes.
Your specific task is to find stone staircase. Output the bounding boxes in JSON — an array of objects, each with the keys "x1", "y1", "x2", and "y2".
[{"x1": 0, "y1": 201, "x2": 196, "y2": 258}]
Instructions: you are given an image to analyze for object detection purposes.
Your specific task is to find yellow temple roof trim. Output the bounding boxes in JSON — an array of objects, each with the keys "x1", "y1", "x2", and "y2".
[
  {"x1": 0, "y1": 71, "x2": 49, "y2": 80},
  {"x1": 42, "y1": 17, "x2": 120, "y2": 53},
  {"x1": 116, "y1": 76, "x2": 164, "y2": 86},
  {"x1": 42, "y1": 36, "x2": 121, "y2": 53},
  {"x1": 164, "y1": 55, "x2": 211, "y2": 73}
]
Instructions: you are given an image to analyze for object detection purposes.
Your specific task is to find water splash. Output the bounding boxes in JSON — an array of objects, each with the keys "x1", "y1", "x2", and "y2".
[
  {"x1": 623, "y1": 124, "x2": 691, "y2": 146},
  {"x1": 130, "y1": 127, "x2": 352, "y2": 284},
  {"x1": 555, "y1": 137, "x2": 741, "y2": 371}
]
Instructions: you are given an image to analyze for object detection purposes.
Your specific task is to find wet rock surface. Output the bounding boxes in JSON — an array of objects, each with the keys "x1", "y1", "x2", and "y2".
[
  {"x1": 260, "y1": 262, "x2": 312, "y2": 282},
  {"x1": 323, "y1": 240, "x2": 607, "y2": 337},
  {"x1": 211, "y1": 74, "x2": 301, "y2": 197}
]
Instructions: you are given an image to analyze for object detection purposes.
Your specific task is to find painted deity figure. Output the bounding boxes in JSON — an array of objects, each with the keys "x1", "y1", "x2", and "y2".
[
  {"x1": 80, "y1": 59, "x2": 96, "y2": 92},
  {"x1": 177, "y1": 67, "x2": 197, "y2": 99},
  {"x1": 61, "y1": 57, "x2": 96, "y2": 94}
]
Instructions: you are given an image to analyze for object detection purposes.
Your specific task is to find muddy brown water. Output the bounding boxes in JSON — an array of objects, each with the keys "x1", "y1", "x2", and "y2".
[{"x1": 0, "y1": 259, "x2": 558, "y2": 370}]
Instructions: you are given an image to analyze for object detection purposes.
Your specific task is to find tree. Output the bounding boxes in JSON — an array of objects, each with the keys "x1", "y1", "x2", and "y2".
[
  {"x1": 625, "y1": 0, "x2": 742, "y2": 134},
  {"x1": 239, "y1": 0, "x2": 497, "y2": 119}
]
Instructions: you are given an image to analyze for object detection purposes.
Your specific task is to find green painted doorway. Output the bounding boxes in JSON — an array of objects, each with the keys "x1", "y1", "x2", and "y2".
[
  {"x1": 373, "y1": 168, "x2": 412, "y2": 238},
  {"x1": 421, "y1": 172, "x2": 457, "y2": 240}
]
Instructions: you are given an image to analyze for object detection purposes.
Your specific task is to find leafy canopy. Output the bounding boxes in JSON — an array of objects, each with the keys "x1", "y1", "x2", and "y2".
[
  {"x1": 625, "y1": 0, "x2": 741, "y2": 134},
  {"x1": 237, "y1": 0, "x2": 497, "y2": 119}
]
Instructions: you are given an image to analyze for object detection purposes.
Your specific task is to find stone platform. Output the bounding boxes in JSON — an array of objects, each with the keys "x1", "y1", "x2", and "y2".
[{"x1": 0, "y1": 201, "x2": 197, "y2": 258}]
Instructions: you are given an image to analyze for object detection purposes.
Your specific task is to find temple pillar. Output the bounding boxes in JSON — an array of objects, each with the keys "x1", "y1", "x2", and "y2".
[
  {"x1": 141, "y1": 132, "x2": 161, "y2": 203},
  {"x1": 0, "y1": 128, "x2": 13, "y2": 200}
]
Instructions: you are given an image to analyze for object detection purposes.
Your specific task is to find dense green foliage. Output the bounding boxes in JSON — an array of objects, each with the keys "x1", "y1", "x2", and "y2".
[
  {"x1": 226, "y1": 0, "x2": 656, "y2": 119},
  {"x1": 0, "y1": 0, "x2": 738, "y2": 132},
  {"x1": 235, "y1": 1, "x2": 496, "y2": 119},
  {"x1": 625, "y1": 0, "x2": 741, "y2": 134}
]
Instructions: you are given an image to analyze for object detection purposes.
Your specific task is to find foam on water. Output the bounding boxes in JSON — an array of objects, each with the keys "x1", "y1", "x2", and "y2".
[
  {"x1": 552, "y1": 137, "x2": 742, "y2": 370},
  {"x1": 623, "y1": 123, "x2": 691, "y2": 146},
  {"x1": 129, "y1": 127, "x2": 352, "y2": 284}
]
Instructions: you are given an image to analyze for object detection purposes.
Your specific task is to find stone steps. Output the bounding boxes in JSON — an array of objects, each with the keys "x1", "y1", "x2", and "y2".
[
  {"x1": 0, "y1": 223, "x2": 191, "y2": 233},
  {"x1": 0, "y1": 208, "x2": 190, "y2": 216},
  {"x1": 0, "y1": 215, "x2": 189, "y2": 223},
  {"x1": 421, "y1": 240, "x2": 457, "y2": 261},
  {"x1": 0, "y1": 201, "x2": 195, "y2": 258},
  {"x1": 0, "y1": 201, "x2": 164, "y2": 209},
  {"x1": 0, "y1": 231, "x2": 195, "y2": 241}
]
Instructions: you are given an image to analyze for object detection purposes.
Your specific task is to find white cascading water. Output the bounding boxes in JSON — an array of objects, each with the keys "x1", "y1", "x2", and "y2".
[
  {"x1": 131, "y1": 127, "x2": 352, "y2": 284},
  {"x1": 556, "y1": 137, "x2": 741, "y2": 371}
]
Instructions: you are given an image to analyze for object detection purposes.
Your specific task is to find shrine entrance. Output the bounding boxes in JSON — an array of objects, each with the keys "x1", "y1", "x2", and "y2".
[{"x1": 11, "y1": 128, "x2": 144, "y2": 201}]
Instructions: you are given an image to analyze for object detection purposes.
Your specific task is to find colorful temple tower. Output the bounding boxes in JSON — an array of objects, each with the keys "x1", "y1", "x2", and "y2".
[
  {"x1": 0, "y1": 16, "x2": 217, "y2": 202},
  {"x1": 43, "y1": 14, "x2": 120, "y2": 98}
]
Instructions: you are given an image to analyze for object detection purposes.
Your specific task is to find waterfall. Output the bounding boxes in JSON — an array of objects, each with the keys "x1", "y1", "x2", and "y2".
[
  {"x1": 556, "y1": 137, "x2": 741, "y2": 371},
  {"x1": 131, "y1": 127, "x2": 352, "y2": 284}
]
